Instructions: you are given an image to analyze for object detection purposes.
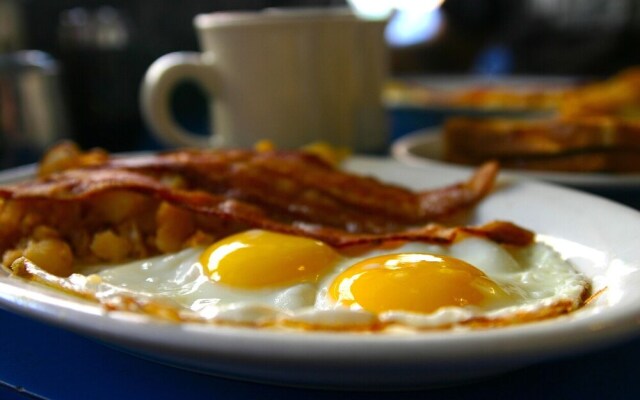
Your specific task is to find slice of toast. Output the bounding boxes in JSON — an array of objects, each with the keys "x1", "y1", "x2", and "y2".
[
  {"x1": 560, "y1": 68, "x2": 640, "y2": 119},
  {"x1": 443, "y1": 116, "x2": 640, "y2": 172}
]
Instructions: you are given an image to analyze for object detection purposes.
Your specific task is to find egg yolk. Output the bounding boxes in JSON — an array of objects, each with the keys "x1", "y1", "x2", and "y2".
[
  {"x1": 329, "y1": 253, "x2": 511, "y2": 314},
  {"x1": 200, "y1": 230, "x2": 340, "y2": 288}
]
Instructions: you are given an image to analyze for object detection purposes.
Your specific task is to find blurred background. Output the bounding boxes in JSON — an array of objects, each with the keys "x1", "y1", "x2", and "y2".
[{"x1": 2, "y1": 0, "x2": 640, "y2": 167}]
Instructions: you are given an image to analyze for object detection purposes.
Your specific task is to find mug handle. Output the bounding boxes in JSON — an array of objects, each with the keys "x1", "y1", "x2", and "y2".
[{"x1": 140, "y1": 52, "x2": 217, "y2": 147}]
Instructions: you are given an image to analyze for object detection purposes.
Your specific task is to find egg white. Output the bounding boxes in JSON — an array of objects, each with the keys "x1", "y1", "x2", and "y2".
[
  {"x1": 83, "y1": 249, "x2": 318, "y2": 324},
  {"x1": 67, "y1": 235, "x2": 589, "y2": 330}
]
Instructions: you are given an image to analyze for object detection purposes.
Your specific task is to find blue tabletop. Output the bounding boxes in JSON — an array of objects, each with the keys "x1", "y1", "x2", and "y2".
[{"x1": 2, "y1": 307, "x2": 640, "y2": 400}]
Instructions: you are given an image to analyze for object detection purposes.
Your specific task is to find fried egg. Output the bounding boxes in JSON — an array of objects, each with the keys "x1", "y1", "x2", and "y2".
[{"x1": 54, "y1": 229, "x2": 589, "y2": 331}]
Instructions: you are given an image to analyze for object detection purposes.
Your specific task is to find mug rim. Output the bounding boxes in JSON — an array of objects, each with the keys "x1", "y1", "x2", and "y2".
[{"x1": 194, "y1": 7, "x2": 375, "y2": 29}]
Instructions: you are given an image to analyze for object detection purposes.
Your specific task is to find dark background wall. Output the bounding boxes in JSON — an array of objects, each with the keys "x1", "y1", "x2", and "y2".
[
  {"x1": 6, "y1": 0, "x2": 640, "y2": 153},
  {"x1": 17, "y1": 0, "x2": 345, "y2": 151}
]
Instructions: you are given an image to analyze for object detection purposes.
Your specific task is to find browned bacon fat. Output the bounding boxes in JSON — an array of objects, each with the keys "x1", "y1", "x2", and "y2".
[
  {"x1": 2, "y1": 143, "x2": 498, "y2": 232},
  {"x1": 0, "y1": 142, "x2": 517, "y2": 275}
]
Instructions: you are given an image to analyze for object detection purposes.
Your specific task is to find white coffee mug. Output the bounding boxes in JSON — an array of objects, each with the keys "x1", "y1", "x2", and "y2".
[{"x1": 141, "y1": 8, "x2": 389, "y2": 153}]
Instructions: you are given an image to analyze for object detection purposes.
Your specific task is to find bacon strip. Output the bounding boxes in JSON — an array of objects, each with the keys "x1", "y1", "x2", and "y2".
[
  {"x1": 0, "y1": 148, "x2": 510, "y2": 247},
  {"x1": 105, "y1": 150, "x2": 498, "y2": 224},
  {"x1": 1, "y1": 150, "x2": 497, "y2": 229}
]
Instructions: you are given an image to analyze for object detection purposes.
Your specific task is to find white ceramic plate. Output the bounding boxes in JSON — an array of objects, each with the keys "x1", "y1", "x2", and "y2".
[
  {"x1": 392, "y1": 129, "x2": 640, "y2": 189},
  {"x1": 1, "y1": 156, "x2": 640, "y2": 389}
]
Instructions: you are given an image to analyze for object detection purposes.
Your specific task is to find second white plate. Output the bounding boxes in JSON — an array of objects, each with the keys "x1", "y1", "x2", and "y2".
[{"x1": 391, "y1": 129, "x2": 640, "y2": 189}]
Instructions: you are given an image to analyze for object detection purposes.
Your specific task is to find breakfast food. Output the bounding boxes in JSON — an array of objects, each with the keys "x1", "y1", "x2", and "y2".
[
  {"x1": 0, "y1": 142, "x2": 590, "y2": 331},
  {"x1": 560, "y1": 67, "x2": 640, "y2": 119},
  {"x1": 384, "y1": 80, "x2": 568, "y2": 112},
  {"x1": 10, "y1": 226, "x2": 589, "y2": 331},
  {"x1": 0, "y1": 141, "x2": 499, "y2": 275},
  {"x1": 386, "y1": 67, "x2": 640, "y2": 117},
  {"x1": 435, "y1": 68, "x2": 640, "y2": 173},
  {"x1": 449, "y1": 86, "x2": 567, "y2": 111},
  {"x1": 443, "y1": 116, "x2": 640, "y2": 172}
]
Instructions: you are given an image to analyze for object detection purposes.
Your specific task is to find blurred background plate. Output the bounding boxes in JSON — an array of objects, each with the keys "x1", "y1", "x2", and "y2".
[
  {"x1": 391, "y1": 128, "x2": 640, "y2": 189},
  {"x1": 385, "y1": 75, "x2": 581, "y2": 141},
  {"x1": 385, "y1": 74, "x2": 581, "y2": 108}
]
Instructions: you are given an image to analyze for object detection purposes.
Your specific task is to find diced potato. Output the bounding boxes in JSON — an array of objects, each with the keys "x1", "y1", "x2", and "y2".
[
  {"x1": 38, "y1": 142, "x2": 109, "y2": 177},
  {"x1": 155, "y1": 202, "x2": 196, "y2": 253},
  {"x1": 23, "y1": 238, "x2": 74, "y2": 277},
  {"x1": 90, "y1": 191, "x2": 150, "y2": 224},
  {"x1": 254, "y1": 139, "x2": 275, "y2": 152},
  {"x1": 116, "y1": 222, "x2": 151, "y2": 259},
  {"x1": 0, "y1": 201, "x2": 25, "y2": 233},
  {"x1": 2, "y1": 248, "x2": 23, "y2": 268},
  {"x1": 32, "y1": 225, "x2": 60, "y2": 240},
  {"x1": 185, "y1": 230, "x2": 214, "y2": 247},
  {"x1": 90, "y1": 230, "x2": 132, "y2": 262},
  {"x1": 37, "y1": 141, "x2": 82, "y2": 177},
  {"x1": 301, "y1": 141, "x2": 350, "y2": 167},
  {"x1": 21, "y1": 212, "x2": 44, "y2": 232}
]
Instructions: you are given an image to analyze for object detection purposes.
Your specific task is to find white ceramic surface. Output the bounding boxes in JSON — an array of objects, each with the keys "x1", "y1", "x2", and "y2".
[
  {"x1": 1, "y1": 156, "x2": 640, "y2": 389},
  {"x1": 392, "y1": 129, "x2": 640, "y2": 189},
  {"x1": 141, "y1": 8, "x2": 388, "y2": 153}
]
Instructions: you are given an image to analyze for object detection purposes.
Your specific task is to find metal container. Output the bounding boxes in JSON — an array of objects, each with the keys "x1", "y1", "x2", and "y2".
[{"x1": 0, "y1": 50, "x2": 70, "y2": 168}]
